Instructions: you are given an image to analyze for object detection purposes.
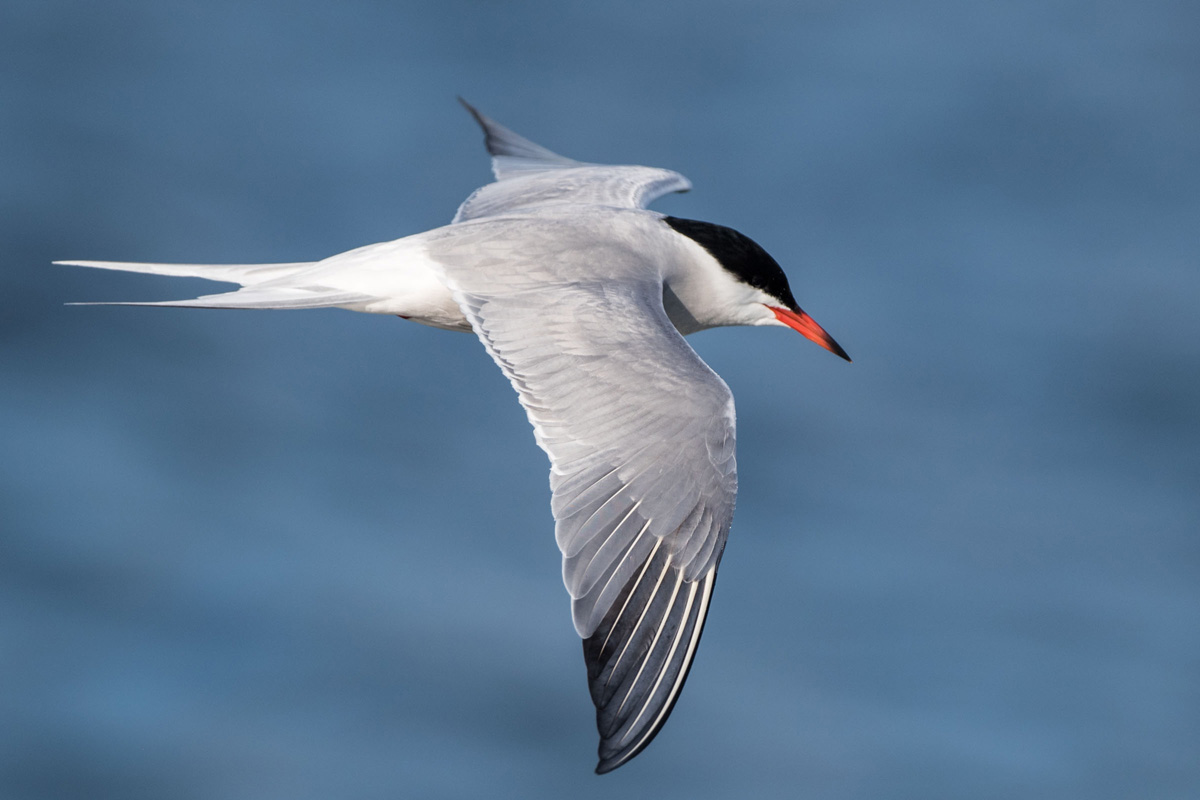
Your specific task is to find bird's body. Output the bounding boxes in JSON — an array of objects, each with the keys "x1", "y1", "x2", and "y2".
[{"x1": 59, "y1": 102, "x2": 848, "y2": 773}]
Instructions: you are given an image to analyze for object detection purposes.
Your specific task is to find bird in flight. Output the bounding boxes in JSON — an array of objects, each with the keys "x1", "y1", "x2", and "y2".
[{"x1": 59, "y1": 100, "x2": 850, "y2": 773}]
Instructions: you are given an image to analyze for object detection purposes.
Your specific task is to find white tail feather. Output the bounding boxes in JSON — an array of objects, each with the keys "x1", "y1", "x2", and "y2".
[
  {"x1": 55, "y1": 259, "x2": 378, "y2": 311},
  {"x1": 67, "y1": 289, "x2": 378, "y2": 310},
  {"x1": 53, "y1": 259, "x2": 316, "y2": 285}
]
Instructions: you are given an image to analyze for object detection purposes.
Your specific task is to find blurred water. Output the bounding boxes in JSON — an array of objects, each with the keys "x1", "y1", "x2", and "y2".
[{"x1": 2, "y1": 1, "x2": 1198, "y2": 798}]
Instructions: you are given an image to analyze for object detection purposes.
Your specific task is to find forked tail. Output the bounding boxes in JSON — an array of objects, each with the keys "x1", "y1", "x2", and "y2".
[{"x1": 55, "y1": 259, "x2": 376, "y2": 309}]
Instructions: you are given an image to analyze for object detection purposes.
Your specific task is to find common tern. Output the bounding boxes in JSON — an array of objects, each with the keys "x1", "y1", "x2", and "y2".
[{"x1": 58, "y1": 100, "x2": 850, "y2": 773}]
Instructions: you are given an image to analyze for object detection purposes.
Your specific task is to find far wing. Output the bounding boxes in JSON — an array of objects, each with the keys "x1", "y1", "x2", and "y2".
[
  {"x1": 453, "y1": 101, "x2": 692, "y2": 223},
  {"x1": 430, "y1": 222, "x2": 736, "y2": 772}
]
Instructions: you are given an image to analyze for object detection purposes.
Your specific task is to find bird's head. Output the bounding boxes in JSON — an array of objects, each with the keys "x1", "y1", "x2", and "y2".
[{"x1": 662, "y1": 216, "x2": 850, "y2": 361}]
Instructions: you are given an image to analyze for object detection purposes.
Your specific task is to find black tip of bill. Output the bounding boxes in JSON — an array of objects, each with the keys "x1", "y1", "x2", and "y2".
[
  {"x1": 826, "y1": 336, "x2": 852, "y2": 363},
  {"x1": 769, "y1": 305, "x2": 852, "y2": 362}
]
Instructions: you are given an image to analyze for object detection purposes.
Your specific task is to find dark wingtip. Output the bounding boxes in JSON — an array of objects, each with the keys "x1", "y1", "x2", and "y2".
[
  {"x1": 457, "y1": 95, "x2": 478, "y2": 116},
  {"x1": 457, "y1": 97, "x2": 487, "y2": 130},
  {"x1": 456, "y1": 97, "x2": 510, "y2": 159},
  {"x1": 584, "y1": 552, "x2": 720, "y2": 776}
]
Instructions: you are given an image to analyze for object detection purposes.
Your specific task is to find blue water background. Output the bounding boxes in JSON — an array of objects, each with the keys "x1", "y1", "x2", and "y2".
[{"x1": 3, "y1": 2, "x2": 1198, "y2": 797}]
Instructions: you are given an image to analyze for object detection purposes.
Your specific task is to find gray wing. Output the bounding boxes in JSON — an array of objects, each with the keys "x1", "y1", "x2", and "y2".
[
  {"x1": 430, "y1": 223, "x2": 736, "y2": 772},
  {"x1": 453, "y1": 100, "x2": 692, "y2": 223}
]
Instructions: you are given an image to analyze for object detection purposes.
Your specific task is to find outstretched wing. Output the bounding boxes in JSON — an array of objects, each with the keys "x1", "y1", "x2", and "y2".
[
  {"x1": 453, "y1": 100, "x2": 692, "y2": 223},
  {"x1": 430, "y1": 219, "x2": 736, "y2": 772}
]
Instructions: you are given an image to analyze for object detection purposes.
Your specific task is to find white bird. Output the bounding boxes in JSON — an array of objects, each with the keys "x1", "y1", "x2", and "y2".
[{"x1": 58, "y1": 101, "x2": 850, "y2": 774}]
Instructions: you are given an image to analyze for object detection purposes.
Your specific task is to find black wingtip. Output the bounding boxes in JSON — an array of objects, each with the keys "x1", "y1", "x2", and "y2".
[
  {"x1": 590, "y1": 579, "x2": 713, "y2": 776},
  {"x1": 457, "y1": 96, "x2": 480, "y2": 119},
  {"x1": 456, "y1": 97, "x2": 511, "y2": 160},
  {"x1": 457, "y1": 97, "x2": 489, "y2": 133},
  {"x1": 583, "y1": 544, "x2": 720, "y2": 775}
]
